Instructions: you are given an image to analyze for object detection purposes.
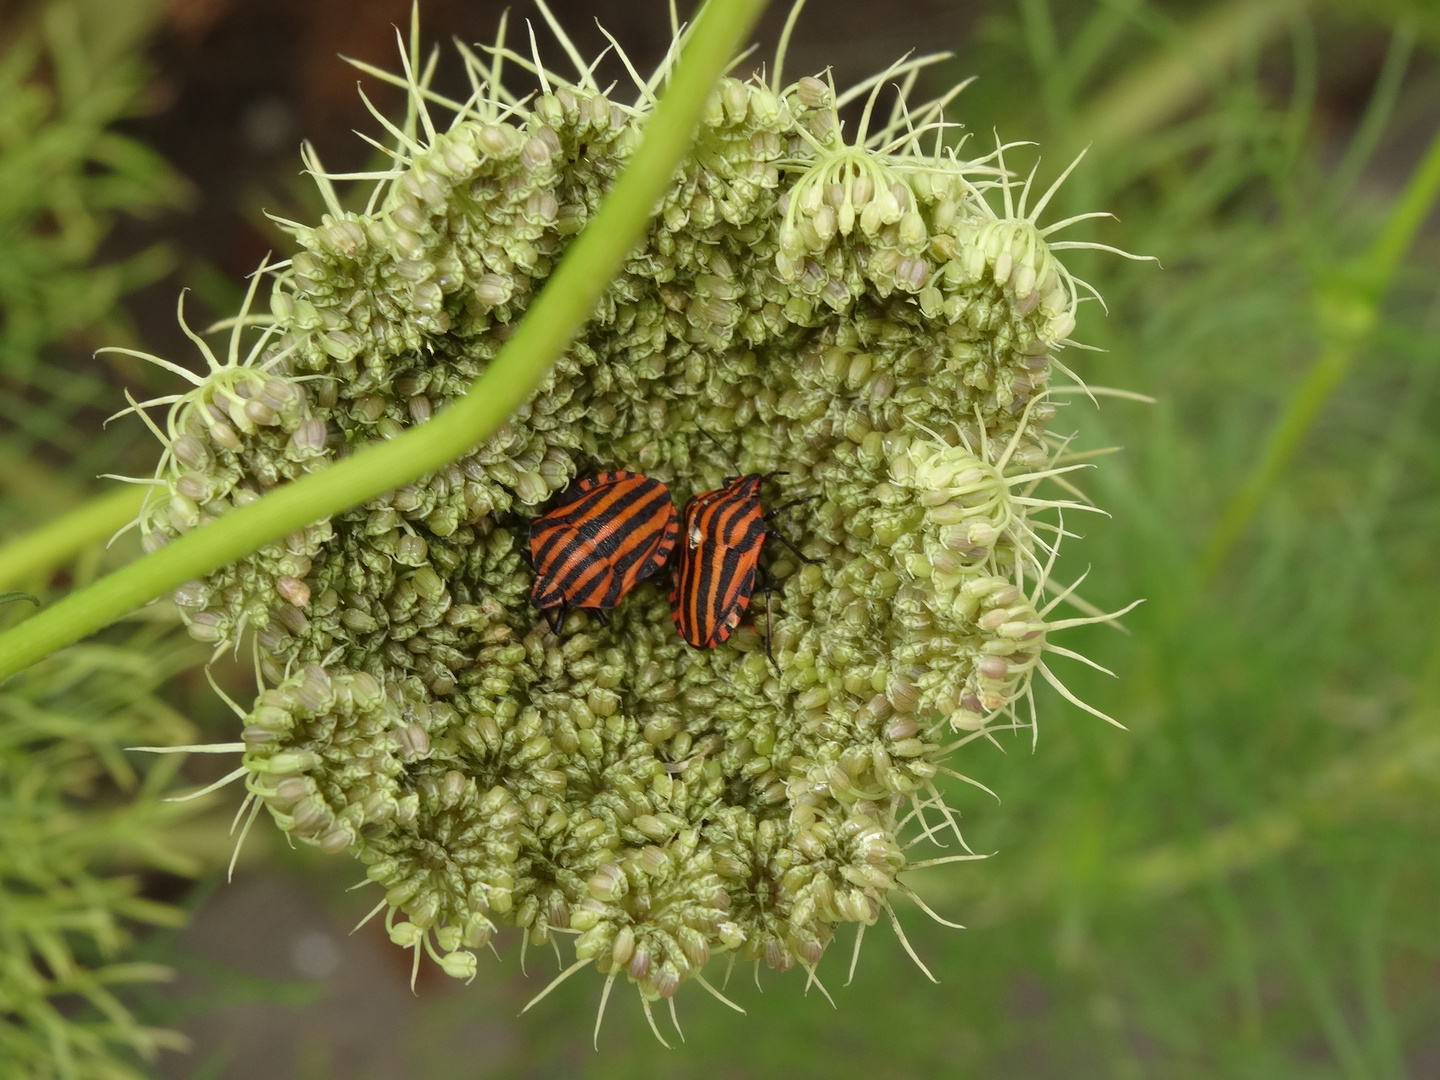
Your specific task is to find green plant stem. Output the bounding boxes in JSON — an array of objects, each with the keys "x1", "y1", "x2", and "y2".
[
  {"x1": 0, "y1": 485, "x2": 146, "y2": 593},
  {"x1": 0, "y1": 0, "x2": 769, "y2": 680},
  {"x1": 1197, "y1": 123, "x2": 1440, "y2": 582}
]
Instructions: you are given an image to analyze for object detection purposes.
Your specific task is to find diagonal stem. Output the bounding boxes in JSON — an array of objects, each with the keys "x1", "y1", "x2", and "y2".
[
  {"x1": 0, "y1": 0, "x2": 769, "y2": 680},
  {"x1": 0, "y1": 485, "x2": 146, "y2": 593},
  {"x1": 1198, "y1": 122, "x2": 1440, "y2": 583}
]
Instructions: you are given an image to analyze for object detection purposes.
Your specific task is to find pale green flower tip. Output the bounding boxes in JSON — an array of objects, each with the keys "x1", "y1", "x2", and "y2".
[{"x1": 439, "y1": 949, "x2": 478, "y2": 980}]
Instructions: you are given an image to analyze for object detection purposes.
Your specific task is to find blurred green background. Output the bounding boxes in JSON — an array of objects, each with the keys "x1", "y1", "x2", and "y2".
[{"x1": 1, "y1": 0, "x2": 1438, "y2": 1076}]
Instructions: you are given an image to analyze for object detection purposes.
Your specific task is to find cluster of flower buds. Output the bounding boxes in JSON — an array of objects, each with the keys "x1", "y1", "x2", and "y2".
[
  {"x1": 126, "y1": 10, "x2": 1129, "y2": 1022},
  {"x1": 880, "y1": 425, "x2": 1056, "y2": 731}
]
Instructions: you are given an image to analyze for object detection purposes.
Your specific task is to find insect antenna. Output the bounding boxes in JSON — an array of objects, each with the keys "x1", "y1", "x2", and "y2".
[
  {"x1": 763, "y1": 493, "x2": 819, "y2": 519},
  {"x1": 695, "y1": 426, "x2": 744, "y2": 478}
]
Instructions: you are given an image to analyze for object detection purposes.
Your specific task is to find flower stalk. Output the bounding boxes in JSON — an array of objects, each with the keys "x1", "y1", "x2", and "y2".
[
  {"x1": 1198, "y1": 122, "x2": 1440, "y2": 582},
  {"x1": 0, "y1": 484, "x2": 146, "y2": 593}
]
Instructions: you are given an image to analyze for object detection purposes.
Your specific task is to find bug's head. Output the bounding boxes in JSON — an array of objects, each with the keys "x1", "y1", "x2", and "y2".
[{"x1": 722, "y1": 472, "x2": 771, "y2": 498}]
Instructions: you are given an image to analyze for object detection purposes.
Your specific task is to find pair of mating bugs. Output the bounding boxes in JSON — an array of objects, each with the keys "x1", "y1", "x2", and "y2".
[{"x1": 526, "y1": 460, "x2": 817, "y2": 662}]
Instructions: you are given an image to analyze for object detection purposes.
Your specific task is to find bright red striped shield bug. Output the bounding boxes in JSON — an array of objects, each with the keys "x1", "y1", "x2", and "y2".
[
  {"x1": 528, "y1": 471, "x2": 678, "y2": 630},
  {"x1": 670, "y1": 436, "x2": 820, "y2": 670}
]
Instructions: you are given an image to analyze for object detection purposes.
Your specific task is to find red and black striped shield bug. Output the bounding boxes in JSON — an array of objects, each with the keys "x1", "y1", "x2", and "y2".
[
  {"x1": 669, "y1": 437, "x2": 820, "y2": 669},
  {"x1": 528, "y1": 471, "x2": 678, "y2": 629}
]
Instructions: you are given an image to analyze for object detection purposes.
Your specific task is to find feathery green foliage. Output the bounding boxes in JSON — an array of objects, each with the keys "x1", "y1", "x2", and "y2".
[
  {"x1": 0, "y1": 0, "x2": 184, "y2": 398},
  {"x1": 0, "y1": 627, "x2": 209, "y2": 1079},
  {"x1": 0, "y1": 2, "x2": 206, "y2": 1076}
]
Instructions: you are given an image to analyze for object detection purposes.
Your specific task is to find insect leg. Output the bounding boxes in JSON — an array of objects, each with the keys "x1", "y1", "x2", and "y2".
[
  {"x1": 754, "y1": 563, "x2": 781, "y2": 677},
  {"x1": 768, "y1": 527, "x2": 824, "y2": 566},
  {"x1": 763, "y1": 494, "x2": 824, "y2": 564},
  {"x1": 763, "y1": 580, "x2": 780, "y2": 676}
]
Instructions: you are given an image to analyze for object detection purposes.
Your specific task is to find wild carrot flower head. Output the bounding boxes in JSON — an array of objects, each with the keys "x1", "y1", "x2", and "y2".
[{"x1": 118, "y1": 2, "x2": 1143, "y2": 1038}]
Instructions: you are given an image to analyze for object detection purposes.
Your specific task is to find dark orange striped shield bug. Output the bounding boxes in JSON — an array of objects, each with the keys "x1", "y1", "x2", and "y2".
[
  {"x1": 670, "y1": 463, "x2": 819, "y2": 669},
  {"x1": 528, "y1": 471, "x2": 678, "y2": 628}
]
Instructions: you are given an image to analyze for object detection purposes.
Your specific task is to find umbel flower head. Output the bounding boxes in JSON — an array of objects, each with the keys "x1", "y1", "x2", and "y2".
[{"x1": 116, "y1": 1, "x2": 1143, "y2": 1040}]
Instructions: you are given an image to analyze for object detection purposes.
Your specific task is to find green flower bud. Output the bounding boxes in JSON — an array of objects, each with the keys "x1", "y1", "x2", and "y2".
[{"x1": 439, "y1": 949, "x2": 477, "y2": 980}]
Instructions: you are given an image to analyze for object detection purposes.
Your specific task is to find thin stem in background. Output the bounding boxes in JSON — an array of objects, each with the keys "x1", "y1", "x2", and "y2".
[
  {"x1": 1326, "y1": 19, "x2": 1417, "y2": 212},
  {"x1": 1071, "y1": 0, "x2": 1299, "y2": 156},
  {"x1": 1262, "y1": 864, "x2": 1373, "y2": 1080},
  {"x1": 1357, "y1": 864, "x2": 1405, "y2": 1080},
  {"x1": 1198, "y1": 122, "x2": 1440, "y2": 582}
]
